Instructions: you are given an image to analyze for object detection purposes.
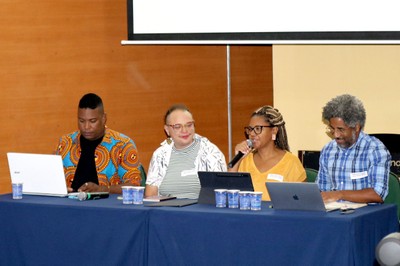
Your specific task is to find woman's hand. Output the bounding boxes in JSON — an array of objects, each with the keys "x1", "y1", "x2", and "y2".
[{"x1": 234, "y1": 140, "x2": 253, "y2": 156}]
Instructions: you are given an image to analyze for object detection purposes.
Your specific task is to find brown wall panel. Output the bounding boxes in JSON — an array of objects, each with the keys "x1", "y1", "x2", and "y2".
[
  {"x1": 0, "y1": 1, "x2": 272, "y2": 193},
  {"x1": 230, "y1": 46, "x2": 274, "y2": 160}
]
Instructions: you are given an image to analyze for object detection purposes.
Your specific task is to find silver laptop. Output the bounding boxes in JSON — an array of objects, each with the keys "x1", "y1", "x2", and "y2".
[
  {"x1": 266, "y1": 182, "x2": 340, "y2": 212},
  {"x1": 7, "y1": 152, "x2": 70, "y2": 197}
]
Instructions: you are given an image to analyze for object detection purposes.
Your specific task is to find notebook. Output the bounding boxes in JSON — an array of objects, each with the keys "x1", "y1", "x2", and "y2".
[
  {"x1": 197, "y1": 171, "x2": 254, "y2": 204},
  {"x1": 143, "y1": 195, "x2": 176, "y2": 202},
  {"x1": 266, "y1": 182, "x2": 341, "y2": 212},
  {"x1": 146, "y1": 198, "x2": 198, "y2": 207},
  {"x1": 7, "y1": 152, "x2": 70, "y2": 197}
]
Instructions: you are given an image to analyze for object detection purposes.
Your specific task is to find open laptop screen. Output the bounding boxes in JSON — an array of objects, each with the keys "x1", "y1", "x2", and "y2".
[
  {"x1": 197, "y1": 171, "x2": 254, "y2": 204},
  {"x1": 266, "y1": 182, "x2": 342, "y2": 212},
  {"x1": 7, "y1": 152, "x2": 68, "y2": 197}
]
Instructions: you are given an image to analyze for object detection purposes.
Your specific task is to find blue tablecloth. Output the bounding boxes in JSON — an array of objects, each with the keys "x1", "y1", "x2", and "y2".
[
  {"x1": 0, "y1": 194, "x2": 398, "y2": 266},
  {"x1": 147, "y1": 202, "x2": 399, "y2": 266},
  {"x1": 0, "y1": 194, "x2": 148, "y2": 266}
]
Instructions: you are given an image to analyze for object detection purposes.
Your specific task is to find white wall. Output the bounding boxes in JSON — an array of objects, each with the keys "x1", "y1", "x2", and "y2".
[{"x1": 273, "y1": 45, "x2": 400, "y2": 155}]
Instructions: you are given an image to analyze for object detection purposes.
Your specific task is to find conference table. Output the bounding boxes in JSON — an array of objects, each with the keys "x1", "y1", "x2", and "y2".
[{"x1": 0, "y1": 194, "x2": 398, "y2": 266}]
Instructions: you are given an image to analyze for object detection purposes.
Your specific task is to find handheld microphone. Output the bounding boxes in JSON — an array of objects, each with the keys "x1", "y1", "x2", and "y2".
[
  {"x1": 228, "y1": 139, "x2": 253, "y2": 168},
  {"x1": 78, "y1": 191, "x2": 110, "y2": 201}
]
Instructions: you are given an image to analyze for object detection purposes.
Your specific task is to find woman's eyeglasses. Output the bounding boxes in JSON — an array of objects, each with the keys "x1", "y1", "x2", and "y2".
[
  {"x1": 244, "y1": 125, "x2": 275, "y2": 135},
  {"x1": 167, "y1": 121, "x2": 195, "y2": 131}
]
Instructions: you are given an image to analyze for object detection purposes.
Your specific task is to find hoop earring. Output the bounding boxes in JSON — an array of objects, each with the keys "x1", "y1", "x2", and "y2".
[{"x1": 272, "y1": 134, "x2": 276, "y2": 141}]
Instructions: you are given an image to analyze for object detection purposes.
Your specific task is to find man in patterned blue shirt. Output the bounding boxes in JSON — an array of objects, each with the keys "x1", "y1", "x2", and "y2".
[
  {"x1": 316, "y1": 94, "x2": 391, "y2": 203},
  {"x1": 55, "y1": 93, "x2": 142, "y2": 194}
]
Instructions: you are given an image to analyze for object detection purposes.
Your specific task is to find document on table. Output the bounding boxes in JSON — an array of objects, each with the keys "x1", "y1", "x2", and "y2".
[{"x1": 325, "y1": 201, "x2": 367, "y2": 210}]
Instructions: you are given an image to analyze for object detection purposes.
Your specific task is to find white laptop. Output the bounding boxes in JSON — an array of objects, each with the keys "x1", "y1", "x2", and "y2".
[
  {"x1": 266, "y1": 182, "x2": 341, "y2": 212},
  {"x1": 7, "y1": 152, "x2": 70, "y2": 197}
]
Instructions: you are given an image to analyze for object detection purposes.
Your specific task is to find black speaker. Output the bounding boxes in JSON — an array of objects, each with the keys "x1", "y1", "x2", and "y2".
[
  {"x1": 298, "y1": 150, "x2": 320, "y2": 170},
  {"x1": 370, "y1": 134, "x2": 400, "y2": 153},
  {"x1": 370, "y1": 134, "x2": 400, "y2": 176}
]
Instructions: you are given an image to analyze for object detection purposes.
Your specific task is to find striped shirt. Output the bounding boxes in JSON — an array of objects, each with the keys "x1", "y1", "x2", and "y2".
[
  {"x1": 146, "y1": 134, "x2": 227, "y2": 197},
  {"x1": 159, "y1": 138, "x2": 201, "y2": 199},
  {"x1": 316, "y1": 131, "x2": 391, "y2": 200}
]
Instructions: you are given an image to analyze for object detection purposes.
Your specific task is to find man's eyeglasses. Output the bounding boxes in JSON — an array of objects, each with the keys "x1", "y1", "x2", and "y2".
[
  {"x1": 244, "y1": 125, "x2": 275, "y2": 135},
  {"x1": 325, "y1": 126, "x2": 348, "y2": 135},
  {"x1": 167, "y1": 121, "x2": 195, "y2": 131}
]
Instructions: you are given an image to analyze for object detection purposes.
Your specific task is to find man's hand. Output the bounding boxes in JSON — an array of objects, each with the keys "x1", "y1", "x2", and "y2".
[{"x1": 321, "y1": 191, "x2": 343, "y2": 203}]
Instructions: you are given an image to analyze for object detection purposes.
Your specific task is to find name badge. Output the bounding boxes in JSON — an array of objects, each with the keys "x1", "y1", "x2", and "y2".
[
  {"x1": 267, "y1": 174, "x2": 284, "y2": 182},
  {"x1": 350, "y1": 171, "x2": 368, "y2": 180},
  {"x1": 181, "y1": 168, "x2": 197, "y2": 177}
]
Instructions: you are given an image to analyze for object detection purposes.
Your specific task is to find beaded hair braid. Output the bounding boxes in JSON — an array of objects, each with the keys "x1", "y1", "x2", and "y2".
[{"x1": 252, "y1": 105, "x2": 290, "y2": 151}]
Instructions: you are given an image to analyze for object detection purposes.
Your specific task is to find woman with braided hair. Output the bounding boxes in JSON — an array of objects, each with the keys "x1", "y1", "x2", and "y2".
[{"x1": 229, "y1": 105, "x2": 306, "y2": 201}]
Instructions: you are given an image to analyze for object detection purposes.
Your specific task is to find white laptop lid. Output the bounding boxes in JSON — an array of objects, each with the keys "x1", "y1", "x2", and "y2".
[
  {"x1": 266, "y1": 182, "x2": 339, "y2": 212},
  {"x1": 7, "y1": 152, "x2": 68, "y2": 197}
]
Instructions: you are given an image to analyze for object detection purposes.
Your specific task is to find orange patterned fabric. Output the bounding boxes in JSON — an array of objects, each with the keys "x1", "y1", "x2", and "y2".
[{"x1": 55, "y1": 128, "x2": 141, "y2": 187}]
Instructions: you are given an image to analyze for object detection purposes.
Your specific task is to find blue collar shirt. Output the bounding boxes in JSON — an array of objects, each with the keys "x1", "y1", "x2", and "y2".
[{"x1": 317, "y1": 131, "x2": 391, "y2": 200}]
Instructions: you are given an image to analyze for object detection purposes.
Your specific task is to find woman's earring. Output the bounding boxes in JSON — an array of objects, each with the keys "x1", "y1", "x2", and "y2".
[
  {"x1": 167, "y1": 137, "x2": 172, "y2": 144},
  {"x1": 272, "y1": 134, "x2": 276, "y2": 141}
]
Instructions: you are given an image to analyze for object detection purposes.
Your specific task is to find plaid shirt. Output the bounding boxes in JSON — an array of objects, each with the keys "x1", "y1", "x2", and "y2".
[{"x1": 317, "y1": 131, "x2": 391, "y2": 200}]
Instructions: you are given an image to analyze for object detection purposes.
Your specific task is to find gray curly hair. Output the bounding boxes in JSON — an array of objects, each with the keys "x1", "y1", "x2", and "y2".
[
  {"x1": 251, "y1": 105, "x2": 290, "y2": 151},
  {"x1": 322, "y1": 94, "x2": 366, "y2": 129}
]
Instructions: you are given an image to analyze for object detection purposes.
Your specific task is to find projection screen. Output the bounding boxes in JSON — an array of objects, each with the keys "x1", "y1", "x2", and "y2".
[{"x1": 124, "y1": 0, "x2": 400, "y2": 44}]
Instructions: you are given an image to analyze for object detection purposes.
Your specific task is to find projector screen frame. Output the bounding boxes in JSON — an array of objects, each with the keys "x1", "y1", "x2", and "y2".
[{"x1": 126, "y1": 0, "x2": 400, "y2": 44}]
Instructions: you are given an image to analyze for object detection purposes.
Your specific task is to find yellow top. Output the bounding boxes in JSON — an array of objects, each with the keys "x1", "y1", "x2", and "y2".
[{"x1": 238, "y1": 151, "x2": 306, "y2": 201}]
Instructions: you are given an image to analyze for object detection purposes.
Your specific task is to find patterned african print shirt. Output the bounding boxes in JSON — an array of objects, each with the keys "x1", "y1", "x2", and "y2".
[
  {"x1": 146, "y1": 134, "x2": 227, "y2": 188},
  {"x1": 55, "y1": 128, "x2": 141, "y2": 187},
  {"x1": 316, "y1": 131, "x2": 391, "y2": 200}
]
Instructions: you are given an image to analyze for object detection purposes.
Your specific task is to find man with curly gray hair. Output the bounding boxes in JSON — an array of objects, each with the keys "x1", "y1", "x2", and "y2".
[{"x1": 316, "y1": 94, "x2": 391, "y2": 203}]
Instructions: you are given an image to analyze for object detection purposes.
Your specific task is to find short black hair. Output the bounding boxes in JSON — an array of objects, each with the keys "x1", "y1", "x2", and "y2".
[{"x1": 79, "y1": 93, "x2": 104, "y2": 110}]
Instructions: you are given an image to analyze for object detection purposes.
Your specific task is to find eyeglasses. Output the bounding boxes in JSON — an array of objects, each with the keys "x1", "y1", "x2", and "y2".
[
  {"x1": 244, "y1": 125, "x2": 275, "y2": 135},
  {"x1": 167, "y1": 121, "x2": 195, "y2": 131},
  {"x1": 325, "y1": 126, "x2": 349, "y2": 135}
]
